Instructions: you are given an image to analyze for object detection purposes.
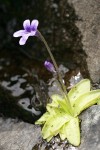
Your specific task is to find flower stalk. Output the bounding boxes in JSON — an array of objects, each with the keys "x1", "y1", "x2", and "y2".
[
  {"x1": 37, "y1": 30, "x2": 73, "y2": 115},
  {"x1": 13, "y1": 19, "x2": 73, "y2": 115}
]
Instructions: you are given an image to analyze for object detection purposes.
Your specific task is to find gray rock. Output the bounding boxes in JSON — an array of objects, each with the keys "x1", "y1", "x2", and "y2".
[
  {"x1": 79, "y1": 105, "x2": 100, "y2": 150},
  {"x1": 68, "y1": 0, "x2": 100, "y2": 83},
  {"x1": 0, "y1": 118, "x2": 41, "y2": 150}
]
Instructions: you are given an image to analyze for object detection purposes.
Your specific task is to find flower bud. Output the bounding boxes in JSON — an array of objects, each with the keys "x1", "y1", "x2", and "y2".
[{"x1": 44, "y1": 61, "x2": 56, "y2": 73}]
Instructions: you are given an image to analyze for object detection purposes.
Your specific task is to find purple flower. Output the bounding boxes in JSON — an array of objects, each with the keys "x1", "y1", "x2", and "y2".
[
  {"x1": 44, "y1": 61, "x2": 56, "y2": 73},
  {"x1": 13, "y1": 19, "x2": 39, "y2": 45}
]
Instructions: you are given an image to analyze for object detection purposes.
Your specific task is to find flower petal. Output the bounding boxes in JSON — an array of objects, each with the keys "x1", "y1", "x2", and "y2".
[
  {"x1": 29, "y1": 31, "x2": 36, "y2": 36},
  {"x1": 31, "y1": 19, "x2": 39, "y2": 31},
  {"x1": 23, "y1": 19, "x2": 31, "y2": 32},
  {"x1": 19, "y1": 35, "x2": 29, "y2": 45},
  {"x1": 13, "y1": 30, "x2": 25, "y2": 37}
]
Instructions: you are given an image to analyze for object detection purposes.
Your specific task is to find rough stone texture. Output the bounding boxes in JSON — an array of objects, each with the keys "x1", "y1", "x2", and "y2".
[
  {"x1": 78, "y1": 105, "x2": 100, "y2": 150},
  {"x1": 0, "y1": 118, "x2": 41, "y2": 150},
  {"x1": 68, "y1": 0, "x2": 100, "y2": 83}
]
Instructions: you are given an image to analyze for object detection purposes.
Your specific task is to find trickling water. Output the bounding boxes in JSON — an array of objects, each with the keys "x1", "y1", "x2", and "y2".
[{"x1": 0, "y1": 49, "x2": 49, "y2": 123}]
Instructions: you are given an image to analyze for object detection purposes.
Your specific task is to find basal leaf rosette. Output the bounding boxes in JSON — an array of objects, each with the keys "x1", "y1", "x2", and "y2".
[
  {"x1": 36, "y1": 95, "x2": 73, "y2": 141},
  {"x1": 35, "y1": 79, "x2": 100, "y2": 146}
]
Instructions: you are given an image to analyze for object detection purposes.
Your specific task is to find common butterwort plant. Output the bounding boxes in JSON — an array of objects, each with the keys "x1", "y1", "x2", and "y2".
[{"x1": 13, "y1": 19, "x2": 100, "y2": 146}]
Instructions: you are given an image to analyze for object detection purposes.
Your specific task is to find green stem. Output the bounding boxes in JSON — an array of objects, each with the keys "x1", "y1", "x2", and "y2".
[{"x1": 37, "y1": 30, "x2": 73, "y2": 115}]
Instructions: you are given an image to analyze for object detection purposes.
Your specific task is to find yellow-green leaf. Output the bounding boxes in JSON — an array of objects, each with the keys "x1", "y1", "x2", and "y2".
[
  {"x1": 63, "y1": 117, "x2": 80, "y2": 146},
  {"x1": 74, "y1": 90, "x2": 100, "y2": 116},
  {"x1": 41, "y1": 108, "x2": 72, "y2": 139},
  {"x1": 68, "y1": 79, "x2": 90, "y2": 106},
  {"x1": 51, "y1": 94, "x2": 71, "y2": 114},
  {"x1": 35, "y1": 112, "x2": 50, "y2": 124},
  {"x1": 59, "y1": 123, "x2": 68, "y2": 140},
  {"x1": 97, "y1": 99, "x2": 100, "y2": 105},
  {"x1": 57, "y1": 99, "x2": 71, "y2": 114},
  {"x1": 46, "y1": 135, "x2": 54, "y2": 142}
]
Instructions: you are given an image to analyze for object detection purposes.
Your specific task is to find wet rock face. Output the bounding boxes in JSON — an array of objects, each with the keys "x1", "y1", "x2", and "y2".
[
  {"x1": 0, "y1": 50, "x2": 49, "y2": 123},
  {"x1": 0, "y1": 0, "x2": 85, "y2": 69},
  {"x1": 1, "y1": 0, "x2": 100, "y2": 82},
  {"x1": 68, "y1": 0, "x2": 100, "y2": 83},
  {"x1": 79, "y1": 105, "x2": 100, "y2": 150}
]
